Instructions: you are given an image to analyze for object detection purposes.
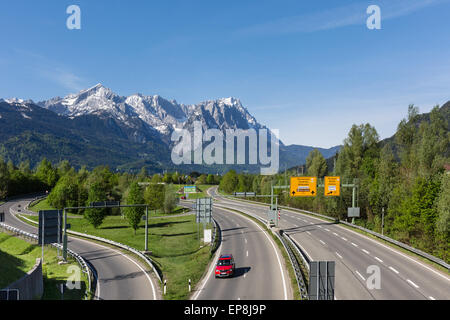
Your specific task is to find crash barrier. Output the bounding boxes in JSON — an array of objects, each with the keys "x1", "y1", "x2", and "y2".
[{"x1": 277, "y1": 230, "x2": 309, "y2": 300}]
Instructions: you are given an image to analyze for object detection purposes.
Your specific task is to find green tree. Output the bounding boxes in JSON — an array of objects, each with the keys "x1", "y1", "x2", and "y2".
[
  {"x1": 0, "y1": 157, "x2": 9, "y2": 199},
  {"x1": 196, "y1": 174, "x2": 207, "y2": 185},
  {"x1": 206, "y1": 174, "x2": 215, "y2": 185},
  {"x1": 219, "y1": 170, "x2": 238, "y2": 194},
  {"x1": 124, "y1": 182, "x2": 145, "y2": 235},
  {"x1": 84, "y1": 182, "x2": 107, "y2": 228},
  {"x1": 306, "y1": 149, "x2": 327, "y2": 177},
  {"x1": 164, "y1": 187, "x2": 178, "y2": 214},
  {"x1": 47, "y1": 172, "x2": 80, "y2": 209},
  {"x1": 144, "y1": 184, "x2": 165, "y2": 214},
  {"x1": 35, "y1": 158, "x2": 59, "y2": 189}
]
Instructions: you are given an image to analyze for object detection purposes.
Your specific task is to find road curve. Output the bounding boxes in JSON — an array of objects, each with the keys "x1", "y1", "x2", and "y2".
[
  {"x1": 190, "y1": 195, "x2": 292, "y2": 300},
  {"x1": 211, "y1": 188, "x2": 450, "y2": 300},
  {"x1": 1, "y1": 197, "x2": 160, "y2": 300}
]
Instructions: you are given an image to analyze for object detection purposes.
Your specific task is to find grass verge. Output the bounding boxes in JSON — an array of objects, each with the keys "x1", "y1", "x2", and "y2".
[{"x1": 0, "y1": 231, "x2": 89, "y2": 300}]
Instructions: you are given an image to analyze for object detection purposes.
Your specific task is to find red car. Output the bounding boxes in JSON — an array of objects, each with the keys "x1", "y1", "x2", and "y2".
[{"x1": 215, "y1": 254, "x2": 235, "y2": 278}]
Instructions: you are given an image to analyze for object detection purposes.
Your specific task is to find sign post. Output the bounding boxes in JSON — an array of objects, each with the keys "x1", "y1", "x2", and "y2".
[{"x1": 309, "y1": 261, "x2": 335, "y2": 300}]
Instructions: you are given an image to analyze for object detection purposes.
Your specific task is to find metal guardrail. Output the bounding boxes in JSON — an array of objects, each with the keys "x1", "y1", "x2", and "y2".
[
  {"x1": 68, "y1": 229, "x2": 163, "y2": 284},
  {"x1": 210, "y1": 218, "x2": 221, "y2": 254},
  {"x1": 26, "y1": 195, "x2": 48, "y2": 211},
  {"x1": 226, "y1": 195, "x2": 450, "y2": 271},
  {"x1": 277, "y1": 230, "x2": 308, "y2": 300},
  {"x1": 0, "y1": 222, "x2": 93, "y2": 300}
]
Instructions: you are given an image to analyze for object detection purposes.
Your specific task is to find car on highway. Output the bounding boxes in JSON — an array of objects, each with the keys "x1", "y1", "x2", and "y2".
[{"x1": 215, "y1": 254, "x2": 235, "y2": 278}]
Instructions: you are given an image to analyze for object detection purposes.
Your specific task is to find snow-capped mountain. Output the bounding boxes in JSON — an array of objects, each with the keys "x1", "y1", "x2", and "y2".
[
  {"x1": 1, "y1": 84, "x2": 341, "y2": 173},
  {"x1": 36, "y1": 84, "x2": 265, "y2": 138}
]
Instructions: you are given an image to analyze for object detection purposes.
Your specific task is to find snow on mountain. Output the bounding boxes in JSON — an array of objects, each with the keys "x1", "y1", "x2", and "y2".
[{"x1": 36, "y1": 84, "x2": 266, "y2": 138}]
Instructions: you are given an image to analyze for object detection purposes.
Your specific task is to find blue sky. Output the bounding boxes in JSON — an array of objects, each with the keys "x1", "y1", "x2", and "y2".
[{"x1": 1, "y1": 0, "x2": 449, "y2": 148}]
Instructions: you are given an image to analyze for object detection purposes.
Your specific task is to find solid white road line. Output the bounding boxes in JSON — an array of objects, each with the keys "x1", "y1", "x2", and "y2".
[
  {"x1": 319, "y1": 240, "x2": 326, "y2": 245},
  {"x1": 351, "y1": 242, "x2": 358, "y2": 247},
  {"x1": 362, "y1": 249, "x2": 370, "y2": 255},
  {"x1": 336, "y1": 252, "x2": 343, "y2": 259}
]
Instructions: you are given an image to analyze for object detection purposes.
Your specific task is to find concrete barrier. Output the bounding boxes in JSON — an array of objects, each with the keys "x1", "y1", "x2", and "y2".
[{"x1": 6, "y1": 258, "x2": 43, "y2": 300}]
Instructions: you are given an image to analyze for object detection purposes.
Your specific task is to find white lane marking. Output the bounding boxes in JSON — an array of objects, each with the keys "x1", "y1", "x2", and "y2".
[
  {"x1": 407, "y1": 279, "x2": 420, "y2": 289},
  {"x1": 325, "y1": 228, "x2": 330, "y2": 232},
  {"x1": 389, "y1": 266, "x2": 400, "y2": 274},
  {"x1": 362, "y1": 249, "x2": 370, "y2": 255},
  {"x1": 333, "y1": 232, "x2": 338, "y2": 236},
  {"x1": 67, "y1": 235, "x2": 155, "y2": 300},
  {"x1": 375, "y1": 257, "x2": 383, "y2": 263},
  {"x1": 319, "y1": 240, "x2": 326, "y2": 245},
  {"x1": 317, "y1": 226, "x2": 322, "y2": 229},
  {"x1": 356, "y1": 270, "x2": 366, "y2": 281},
  {"x1": 309, "y1": 222, "x2": 314, "y2": 225},
  {"x1": 306, "y1": 231, "x2": 311, "y2": 235},
  {"x1": 336, "y1": 252, "x2": 343, "y2": 259},
  {"x1": 217, "y1": 207, "x2": 289, "y2": 300},
  {"x1": 260, "y1": 203, "x2": 450, "y2": 284},
  {"x1": 342, "y1": 237, "x2": 347, "y2": 241},
  {"x1": 429, "y1": 296, "x2": 436, "y2": 300},
  {"x1": 245, "y1": 238, "x2": 247, "y2": 244},
  {"x1": 351, "y1": 242, "x2": 358, "y2": 247},
  {"x1": 246, "y1": 250, "x2": 249, "y2": 257},
  {"x1": 294, "y1": 225, "x2": 298, "y2": 228},
  {"x1": 333, "y1": 221, "x2": 450, "y2": 283}
]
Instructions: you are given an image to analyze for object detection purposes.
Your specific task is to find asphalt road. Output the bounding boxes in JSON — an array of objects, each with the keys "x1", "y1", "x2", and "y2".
[
  {"x1": 190, "y1": 202, "x2": 292, "y2": 300},
  {"x1": 0, "y1": 197, "x2": 159, "y2": 300},
  {"x1": 210, "y1": 188, "x2": 450, "y2": 300}
]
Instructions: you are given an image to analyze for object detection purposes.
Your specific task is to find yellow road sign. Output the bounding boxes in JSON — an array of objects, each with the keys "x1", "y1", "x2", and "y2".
[
  {"x1": 290, "y1": 177, "x2": 317, "y2": 197},
  {"x1": 324, "y1": 176, "x2": 340, "y2": 196}
]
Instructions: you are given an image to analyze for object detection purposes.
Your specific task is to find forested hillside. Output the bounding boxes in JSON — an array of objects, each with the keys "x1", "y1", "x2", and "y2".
[{"x1": 219, "y1": 103, "x2": 450, "y2": 261}]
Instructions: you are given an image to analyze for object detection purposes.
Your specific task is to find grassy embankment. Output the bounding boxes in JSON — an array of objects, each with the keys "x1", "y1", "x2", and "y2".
[{"x1": 0, "y1": 231, "x2": 89, "y2": 300}]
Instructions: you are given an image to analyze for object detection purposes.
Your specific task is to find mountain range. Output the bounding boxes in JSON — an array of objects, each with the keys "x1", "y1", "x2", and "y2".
[{"x1": 0, "y1": 84, "x2": 340, "y2": 173}]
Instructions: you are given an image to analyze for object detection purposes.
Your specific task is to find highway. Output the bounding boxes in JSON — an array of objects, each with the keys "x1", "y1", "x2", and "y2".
[
  {"x1": 0, "y1": 197, "x2": 160, "y2": 300},
  {"x1": 191, "y1": 203, "x2": 292, "y2": 300},
  {"x1": 210, "y1": 187, "x2": 450, "y2": 300}
]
